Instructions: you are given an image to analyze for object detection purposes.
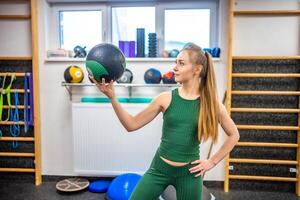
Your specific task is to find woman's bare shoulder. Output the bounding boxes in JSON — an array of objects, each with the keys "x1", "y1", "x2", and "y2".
[
  {"x1": 154, "y1": 91, "x2": 172, "y2": 101},
  {"x1": 152, "y1": 90, "x2": 173, "y2": 112}
]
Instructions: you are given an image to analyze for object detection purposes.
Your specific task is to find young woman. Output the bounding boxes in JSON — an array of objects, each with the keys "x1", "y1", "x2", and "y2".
[{"x1": 90, "y1": 43, "x2": 239, "y2": 200}]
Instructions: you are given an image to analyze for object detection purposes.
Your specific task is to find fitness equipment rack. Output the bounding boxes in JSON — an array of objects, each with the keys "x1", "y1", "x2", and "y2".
[
  {"x1": 0, "y1": 0, "x2": 41, "y2": 185},
  {"x1": 225, "y1": 0, "x2": 300, "y2": 195}
]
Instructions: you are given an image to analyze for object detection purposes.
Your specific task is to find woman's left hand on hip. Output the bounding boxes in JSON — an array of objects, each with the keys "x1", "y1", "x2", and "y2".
[{"x1": 189, "y1": 159, "x2": 216, "y2": 177}]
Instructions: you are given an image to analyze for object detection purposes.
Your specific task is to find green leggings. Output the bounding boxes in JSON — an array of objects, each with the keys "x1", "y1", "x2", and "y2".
[{"x1": 129, "y1": 151, "x2": 203, "y2": 200}]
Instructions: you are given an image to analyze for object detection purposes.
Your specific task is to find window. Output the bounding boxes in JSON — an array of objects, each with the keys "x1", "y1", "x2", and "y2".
[
  {"x1": 50, "y1": 1, "x2": 218, "y2": 56},
  {"x1": 112, "y1": 7, "x2": 155, "y2": 55},
  {"x1": 59, "y1": 10, "x2": 102, "y2": 50},
  {"x1": 164, "y1": 9, "x2": 210, "y2": 51}
]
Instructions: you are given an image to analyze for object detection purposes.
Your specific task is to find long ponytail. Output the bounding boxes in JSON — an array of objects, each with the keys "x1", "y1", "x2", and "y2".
[{"x1": 181, "y1": 44, "x2": 219, "y2": 143}]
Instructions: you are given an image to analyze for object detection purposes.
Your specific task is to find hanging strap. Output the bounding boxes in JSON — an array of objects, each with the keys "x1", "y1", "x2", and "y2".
[
  {"x1": 0, "y1": 75, "x2": 6, "y2": 138},
  {"x1": 24, "y1": 73, "x2": 30, "y2": 133},
  {"x1": 10, "y1": 90, "x2": 20, "y2": 148},
  {"x1": 29, "y1": 73, "x2": 34, "y2": 126},
  {"x1": 0, "y1": 74, "x2": 7, "y2": 121},
  {"x1": 4, "y1": 74, "x2": 16, "y2": 121}
]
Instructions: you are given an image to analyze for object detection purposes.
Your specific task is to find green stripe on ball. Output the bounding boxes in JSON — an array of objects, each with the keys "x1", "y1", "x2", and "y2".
[{"x1": 86, "y1": 60, "x2": 109, "y2": 81}]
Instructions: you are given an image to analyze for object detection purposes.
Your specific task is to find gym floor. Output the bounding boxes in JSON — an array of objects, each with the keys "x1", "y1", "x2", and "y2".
[{"x1": 1, "y1": 179, "x2": 300, "y2": 200}]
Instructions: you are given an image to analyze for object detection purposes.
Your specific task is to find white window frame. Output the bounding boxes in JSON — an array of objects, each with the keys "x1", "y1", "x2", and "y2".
[
  {"x1": 50, "y1": 3, "x2": 108, "y2": 50},
  {"x1": 107, "y1": 2, "x2": 157, "y2": 44},
  {"x1": 156, "y1": 0, "x2": 219, "y2": 53},
  {"x1": 49, "y1": 0, "x2": 219, "y2": 54}
]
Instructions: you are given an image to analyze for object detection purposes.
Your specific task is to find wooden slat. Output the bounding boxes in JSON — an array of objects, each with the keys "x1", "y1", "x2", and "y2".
[
  {"x1": 0, "y1": 168, "x2": 35, "y2": 173},
  {"x1": 0, "y1": 137, "x2": 34, "y2": 141},
  {"x1": 0, "y1": 57, "x2": 32, "y2": 60},
  {"x1": 229, "y1": 158, "x2": 298, "y2": 165},
  {"x1": 232, "y1": 73, "x2": 300, "y2": 78},
  {"x1": 232, "y1": 90, "x2": 300, "y2": 95},
  {"x1": 0, "y1": 73, "x2": 27, "y2": 77},
  {"x1": 231, "y1": 108, "x2": 300, "y2": 113},
  {"x1": 31, "y1": 0, "x2": 42, "y2": 186},
  {"x1": 0, "y1": 89, "x2": 30, "y2": 93},
  {"x1": 0, "y1": 152, "x2": 34, "y2": 157},
  {"x1": 0, "y1": 15, "x2": 31, "y2": 20},
  {"x1": 236, "y1": 142, "x2": 298, "y2": 148},
  {"x1": 0, "y1": 121, "x2": 25, "y2": 125},
  {"x1": 232, "y1": 56, "x2": 300, "y2": 60},
  {"x1": 229, "y1": 175, "x2": 297, "y2": 182},
  {"x1": 0, "y1": 0, "x2": 29, "y2": 2},
  {"x1": 2, "y1": 105, "x2": 30, "y2": 109},
  {"x1": 234, "y1": 10, "x2": 300, "y2": 16},
  {"x1": 237, "y1": 125, "x2": 299, "y2": 131}
]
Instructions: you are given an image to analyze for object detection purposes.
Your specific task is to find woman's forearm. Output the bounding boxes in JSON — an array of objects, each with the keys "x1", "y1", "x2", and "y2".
[
  {"x1": 209, "y1": 132, "x2": 239, "y2": 165},
  {"x1": 111, "y1": 98, "x2": 135, "y2": 132}
]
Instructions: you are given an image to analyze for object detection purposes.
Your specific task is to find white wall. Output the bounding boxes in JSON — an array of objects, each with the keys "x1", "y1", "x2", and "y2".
[{"x1": 0, "y1": 0, "x2": 299, "y2": 181}]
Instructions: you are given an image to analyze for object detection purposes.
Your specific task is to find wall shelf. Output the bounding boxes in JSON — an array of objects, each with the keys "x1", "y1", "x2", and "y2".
[
  {"x1": 62, "y1": 82, "x2": 180, "y2": 100},
  {"x1": 45, "y1": 57, "x2": 221, "y2": 62}
]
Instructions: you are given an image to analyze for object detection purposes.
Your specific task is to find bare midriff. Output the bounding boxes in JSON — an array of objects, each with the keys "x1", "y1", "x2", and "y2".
[{"x1": 160, "y1": 156, "x2": 189, "y2": 167}]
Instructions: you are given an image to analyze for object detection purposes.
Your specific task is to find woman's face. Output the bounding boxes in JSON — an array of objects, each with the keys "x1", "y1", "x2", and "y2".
[{"x1": 173, "y1": 50, "x2": 201, "y2": 83}]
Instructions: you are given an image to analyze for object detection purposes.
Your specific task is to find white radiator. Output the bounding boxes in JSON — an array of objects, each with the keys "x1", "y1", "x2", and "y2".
[{"x1": 72, "y1": 103, "x2": 162, "y2": 176}]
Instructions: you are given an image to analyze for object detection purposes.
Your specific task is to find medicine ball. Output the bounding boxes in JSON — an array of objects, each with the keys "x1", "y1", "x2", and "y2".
[
  {"x1": 86, "y1": 43, "x2": 126, "y2": 82},
  {"x1": 144, "y1": 68, "x2": 162, "y2": 84},
  {"x1": 169, "y1": 49, "x2": 180, "y2": 58},
  {"x1": 117, "y1": 69, "x2": 133, "y2": 84},
  {"x1": 64, "y1": 65, "x2": 84, "y2": 83},
  {"x1": 162, "y1": 71, "x2": 176, "y2": 84}
]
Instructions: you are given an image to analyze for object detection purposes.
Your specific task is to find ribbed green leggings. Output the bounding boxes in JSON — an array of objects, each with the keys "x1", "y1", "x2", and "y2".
[{"x1": 129, "y1": 151, "x2": 203, "y2": 200}]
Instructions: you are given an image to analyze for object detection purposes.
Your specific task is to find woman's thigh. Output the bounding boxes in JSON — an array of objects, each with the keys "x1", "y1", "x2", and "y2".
[
  {"x1": 129, "y1": 169, "x2": 171, "y2": 200},
  {"x1": 174, "y1": 174, "x2": 203, "y2": 200}
]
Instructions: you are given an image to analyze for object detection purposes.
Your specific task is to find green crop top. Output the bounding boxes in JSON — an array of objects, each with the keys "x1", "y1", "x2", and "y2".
[{"x1": 158, "y1": 88, "x2": 200, "y2": 162}]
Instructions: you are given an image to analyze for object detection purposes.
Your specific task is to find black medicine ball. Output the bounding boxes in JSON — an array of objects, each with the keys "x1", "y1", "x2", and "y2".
[{"x1": 86, "y1": 43, "x2": 126, "y2": 82}]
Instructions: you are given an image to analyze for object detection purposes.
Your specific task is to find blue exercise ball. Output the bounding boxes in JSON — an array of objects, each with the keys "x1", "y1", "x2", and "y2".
[
  {"x1": 106, "y1": 173, "x2": 141, "y2": 200},
  {"x1": 144, "y1": 68, "x2": 162, "y2": 84}
]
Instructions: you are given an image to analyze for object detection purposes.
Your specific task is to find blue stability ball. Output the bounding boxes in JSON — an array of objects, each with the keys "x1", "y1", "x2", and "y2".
[
  {"x1": 107, "y1": 173, "x2": 141, "y2": 200},
  {"x1": 144, "y1": 68, "x2": 162, "y2": 84}
]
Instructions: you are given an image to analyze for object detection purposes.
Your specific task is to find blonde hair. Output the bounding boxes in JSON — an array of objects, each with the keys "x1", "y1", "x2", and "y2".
[{"x1": 181, "y1": 43, "x2": 219, "y2": 143}]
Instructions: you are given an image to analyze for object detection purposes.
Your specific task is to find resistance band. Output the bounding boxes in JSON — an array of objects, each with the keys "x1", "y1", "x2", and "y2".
[
  {"x1": 10, "y1": 90, "x2": 20, "y2": 148},
  {"x1": 0, "y1": 76, "x2": 4, "y2": 137},
  {"x1": 24, "y1": 73, "x2": 30, "y2": 133},
  {"x1": 0, "y1": 74, "x2": 7, "y2": 121},
  {"x1": 4, "y1": 75, "x2": 16, "y2": 121},
  {"x1": 0, "y1": 74, "x2": 16, "y2": 137},
  {"x1": 29, "y1": 73, "x2": 34, "y2": 126}
]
